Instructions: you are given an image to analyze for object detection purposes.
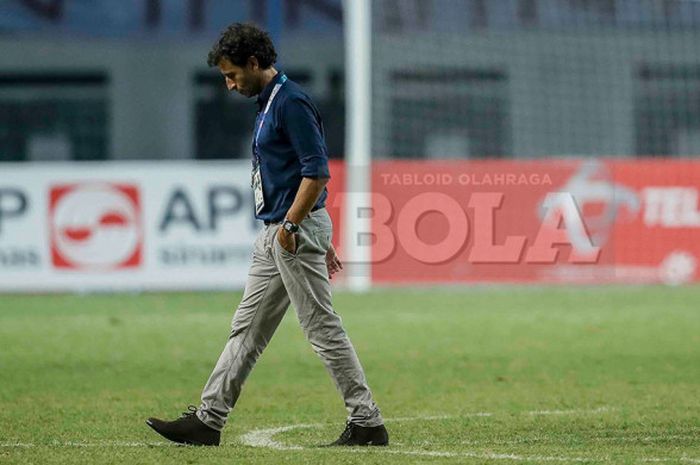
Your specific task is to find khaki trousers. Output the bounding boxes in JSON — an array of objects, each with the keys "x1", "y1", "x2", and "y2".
[{"x1": 197, "y1": 208, "x2": 383, "y2": 430}]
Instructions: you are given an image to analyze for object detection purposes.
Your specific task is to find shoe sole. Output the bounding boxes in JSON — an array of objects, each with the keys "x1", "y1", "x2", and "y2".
[{"x1": 321, "y1": 441, "x2": 389, "y2": 447}]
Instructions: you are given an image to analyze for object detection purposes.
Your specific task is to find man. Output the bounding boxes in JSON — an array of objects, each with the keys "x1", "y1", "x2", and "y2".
[{"x1": 146, "y1": 22, "x2": 388, "y2": 447}]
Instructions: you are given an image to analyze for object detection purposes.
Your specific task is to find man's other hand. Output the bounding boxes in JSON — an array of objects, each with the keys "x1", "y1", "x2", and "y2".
[{"x1": 326, "y1": 243, "x2": 343, "y2": 279}]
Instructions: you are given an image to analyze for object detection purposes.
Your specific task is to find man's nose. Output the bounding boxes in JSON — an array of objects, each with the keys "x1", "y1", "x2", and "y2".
[{"x1": 225, "y1": 77, "x2": 236, "y2": 91}]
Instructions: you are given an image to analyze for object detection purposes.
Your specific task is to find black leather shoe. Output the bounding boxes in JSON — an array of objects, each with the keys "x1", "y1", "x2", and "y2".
[
  {"x1": 327, "y1": 422, "x2": 389, "y2": 446},
  {"x1": 146, "y1": 405, "x2": 220, "y2": 446}
]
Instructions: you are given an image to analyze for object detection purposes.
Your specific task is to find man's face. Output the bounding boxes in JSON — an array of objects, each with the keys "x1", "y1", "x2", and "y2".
[{"x1": 217, "y1": 57, "x2": 260, "y2": 98}]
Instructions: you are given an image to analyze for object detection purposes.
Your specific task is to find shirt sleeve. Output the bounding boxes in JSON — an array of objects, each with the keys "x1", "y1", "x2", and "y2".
[{"x1": 281, "y1": 96, "x2": 331, "y2": 179}]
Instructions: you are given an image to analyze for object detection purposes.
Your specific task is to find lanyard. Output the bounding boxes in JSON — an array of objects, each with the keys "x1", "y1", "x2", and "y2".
[{"x1": 253, "y1": 74, "x2": 287, "y2": 165}]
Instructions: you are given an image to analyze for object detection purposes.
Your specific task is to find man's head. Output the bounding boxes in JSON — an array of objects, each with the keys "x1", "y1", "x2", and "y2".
[{"x1": 208, "y1": 23, "x2": 278, "y2": 97}]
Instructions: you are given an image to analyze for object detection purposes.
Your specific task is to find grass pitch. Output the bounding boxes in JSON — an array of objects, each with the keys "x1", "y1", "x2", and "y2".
[{"x1": 0, "y1": 286, "x2": 699, "y2": 464}]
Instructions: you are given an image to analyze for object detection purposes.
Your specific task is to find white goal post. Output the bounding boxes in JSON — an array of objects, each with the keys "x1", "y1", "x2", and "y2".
[{"x1": 342, "y1": 0, "x2": 372, "y2": 292}]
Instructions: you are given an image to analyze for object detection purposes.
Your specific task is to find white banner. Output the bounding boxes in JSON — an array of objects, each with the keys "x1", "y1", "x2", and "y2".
[{"x1": 0, "y1": 161, "x2": 259, "y2": 292}]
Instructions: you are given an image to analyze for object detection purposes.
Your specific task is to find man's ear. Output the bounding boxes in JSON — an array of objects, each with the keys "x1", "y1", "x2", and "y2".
[{"x1": 247, "y1": 56, "x2": 260, "y2": 71}]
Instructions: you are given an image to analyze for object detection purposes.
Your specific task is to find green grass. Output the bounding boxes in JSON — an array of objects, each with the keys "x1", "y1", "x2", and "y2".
[{"x1": 0, "y1": 287, "x2": 699, "y2": 464}]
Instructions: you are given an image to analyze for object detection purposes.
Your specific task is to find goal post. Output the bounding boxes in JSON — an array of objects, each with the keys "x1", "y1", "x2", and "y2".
[{"x1": 343, "y1": 0, "x2": 372, "y2": 292}]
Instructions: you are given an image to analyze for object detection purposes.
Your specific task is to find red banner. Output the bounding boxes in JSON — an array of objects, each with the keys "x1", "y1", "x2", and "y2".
[{"x1": 326, "y1": 159, "x2": 700, "y2": 285}]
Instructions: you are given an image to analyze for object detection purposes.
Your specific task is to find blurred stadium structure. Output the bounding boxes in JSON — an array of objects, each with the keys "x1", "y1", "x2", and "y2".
[
  {"x1": 0, "y1": 0, "x2": 345, "y2": 162},
  {"x1": 1, "y1": 0, "x2": 700, "y2": 291},
  {"x1": 369, "y1": 0, "x2": 700, "y2": 160},
  {"x1": 2, "y1": 0, "x2": 700, "y2": 162}
]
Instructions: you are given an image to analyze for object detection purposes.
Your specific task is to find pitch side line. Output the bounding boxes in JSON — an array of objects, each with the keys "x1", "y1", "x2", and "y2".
[
  {"x1": 344, "y1": 448, "x2": 700, "y2": 464},
  {"x1": 0, "y1": 440, "x2": 178, "y2": 448},
  {"x1": 527, "y1": 407, "x2": 612, "y2": 415},
  {"x1": 462, "y1": 434, "x2": 699, "y2": 446}
]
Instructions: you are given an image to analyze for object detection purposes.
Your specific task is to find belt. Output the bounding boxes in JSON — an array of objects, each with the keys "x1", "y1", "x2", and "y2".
[{"x1": 264, "y1": 204, "x2": 324, "y2": 226}]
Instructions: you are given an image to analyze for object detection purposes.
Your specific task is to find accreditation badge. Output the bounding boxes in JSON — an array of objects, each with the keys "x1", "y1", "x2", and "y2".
[{"x1": 252, "y1": 165, "x2": 265, "y2": 215}]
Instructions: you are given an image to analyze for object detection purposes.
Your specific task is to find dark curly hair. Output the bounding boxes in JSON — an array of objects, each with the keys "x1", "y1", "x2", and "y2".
[{"x1": 207, "y1": 23, "x2": 277, "y2": 68}]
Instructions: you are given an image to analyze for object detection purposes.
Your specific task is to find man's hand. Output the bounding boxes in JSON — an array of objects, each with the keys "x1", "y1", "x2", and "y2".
[
  {"x1": 276, "y1": 227, "x2": 297, "y2": 254},
  {"x1": 325, "y1": 243, "x2": 343, "y2": 279}
]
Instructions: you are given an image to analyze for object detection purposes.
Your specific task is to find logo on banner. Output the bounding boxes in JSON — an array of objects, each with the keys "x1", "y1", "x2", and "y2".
[
  {"x1": 539, "y1": 160, "x2": 640, "y2": 252},
  {"x1": 49, "y1": 183, "x2": 143, "y2": 270}
]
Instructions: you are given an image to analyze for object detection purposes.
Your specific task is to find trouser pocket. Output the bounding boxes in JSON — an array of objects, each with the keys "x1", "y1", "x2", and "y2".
[{"x1": 273, "y1": 226, "x2": 299, "y2": 257}]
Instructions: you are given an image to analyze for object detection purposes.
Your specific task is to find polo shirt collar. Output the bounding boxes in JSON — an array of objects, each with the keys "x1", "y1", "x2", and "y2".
[{"x1": 256, "y1": 71, "x2": 284, "y2": 108}]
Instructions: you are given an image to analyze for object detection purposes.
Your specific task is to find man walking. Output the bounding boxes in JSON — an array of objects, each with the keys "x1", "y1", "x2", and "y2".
[{"x1": 146, "y1": 23, "x2": 387, "y2": 447}]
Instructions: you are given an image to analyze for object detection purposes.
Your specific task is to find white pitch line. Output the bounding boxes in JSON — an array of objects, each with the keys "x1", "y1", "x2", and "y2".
[
  {"x1": 527, "y1": 406, "x2": 612, "y2": 416},
  {"x1": 318, "y1": 446, "x2": 700, "y2": 464},
  {"x1": 644, "y1": 459, "x2": 700, "y2": 465},
  {"x1": 239, "y1": 423, "x2": 317, "y2": 451},
  {"x1": 377, "y1": 449, "x2": 598, "y2": 462},
  {"x1": 236, "y1": 414, "x2": 487, "y2": 451},
  {"x1": 640, "y1": 459, "x2": 700, "y2": 465},
  {"x1": 0, "y1": 440, "x2": 177, "y2": 448},
  {"x1": 387, "y1": 413, "x2": 491, "y2": 422},
  {"x1": 0, "y1": 440, "x2": 246, "y2": 448},
  {"x1": 462, "y1": 434, "x2": 699, "y2": 446},
  {"x1": 603, "y1": 435, "x2": 698, "y2": 442}
]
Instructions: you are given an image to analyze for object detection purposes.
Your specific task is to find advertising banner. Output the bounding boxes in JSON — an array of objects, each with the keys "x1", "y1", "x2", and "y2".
[
  {"x1": 0, "y1": 161, "x2": 258, "y2": 292},
  {"x1": 1, "y1": 159, "x2": 699, "y2": 292},
  {"x1": 369, "y1": 159, "x2": 700, "y2": 285}
]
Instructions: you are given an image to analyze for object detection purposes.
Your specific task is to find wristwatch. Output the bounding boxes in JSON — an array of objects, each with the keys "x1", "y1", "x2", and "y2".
[{"x1": 282, "y1": 219, "x2": 299, "y2": 234}]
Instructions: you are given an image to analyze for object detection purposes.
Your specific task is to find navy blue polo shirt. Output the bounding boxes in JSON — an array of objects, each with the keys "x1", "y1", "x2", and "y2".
[{"x1": 252, "y1": 72, "x2": 330, "y2": 223}]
